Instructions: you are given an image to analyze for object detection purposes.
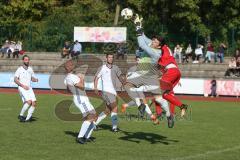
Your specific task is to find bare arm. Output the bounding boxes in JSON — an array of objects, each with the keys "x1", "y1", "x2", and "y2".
[
  {"x1": 31, "y1": 77, "x2": 38, "y2": 82},
  {"x1": 94, "y1": 76, "x2": 101, "y2": 95},
  {"x1": 14, "y1": 77, "x2": 29, "y2": 90},
  {"x1": 74, "y1": 76, "x2": 85, "y2": 90}
]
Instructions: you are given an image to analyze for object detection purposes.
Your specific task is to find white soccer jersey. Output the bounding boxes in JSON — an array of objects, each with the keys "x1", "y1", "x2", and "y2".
[
  {"x1": 14, "y1": 66, "x2": 35, "y2": 87},
  {"x1": 96, "y1": 64, "x2": 122, "y2": 95},
  {"x1": 64, "y1": 73, "x2": 95, "y2": 116}
]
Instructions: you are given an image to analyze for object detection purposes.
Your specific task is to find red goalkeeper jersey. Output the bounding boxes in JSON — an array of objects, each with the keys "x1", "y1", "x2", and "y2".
[{"x1": 158, "y1": 44, "x2": 178, "y2": 69}]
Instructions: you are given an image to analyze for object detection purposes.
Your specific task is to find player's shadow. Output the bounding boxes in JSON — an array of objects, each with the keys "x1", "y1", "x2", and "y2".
[
  {"x1": 65, "y1": 131, "x2": 78, "y2": 138},
  {"x1": 119, "y1": 130, "x2": 179, "y2": 145},
  {"x1": 97, "y1": 124, "x2": 112, "y2": 131}
]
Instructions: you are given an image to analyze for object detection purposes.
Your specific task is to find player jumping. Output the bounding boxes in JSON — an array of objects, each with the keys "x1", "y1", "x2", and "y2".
[{"x1": 134, "y1": 14, "x2": 188, "y2": 117}]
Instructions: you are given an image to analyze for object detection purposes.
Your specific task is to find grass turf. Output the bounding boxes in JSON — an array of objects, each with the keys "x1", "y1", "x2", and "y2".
[{"x1": 0, "y1": 93, "x2": 239, "y2": 160}]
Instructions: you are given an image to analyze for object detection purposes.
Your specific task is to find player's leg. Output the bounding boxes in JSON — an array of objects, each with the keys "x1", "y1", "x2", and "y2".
[
  {"x1": 95, "y1": 91, "x2": 113, "y2": 127},
  {"x1": 19, "y1": 101, "x2": 31, "y2": 122},
  {"x1": 160, "y1": 68, "x2": 188, "y2": 116},
  {"x1": 18, "y1": 87, "x2": 31, "y2": 122},
  {"x1": 25, "y1": 88, "x2": 37, "y2": 122},
  {"x1": 108, "y1": 101, "x2": 119, "y2": 132},
  {"x1": 83, "y1": 107, "x2": 97, "y2": 142},
  {"x1": 154, "y1": 95, "x2": 174, "y2": 128},
  {"x1": 75, "y1": 101, "x2": 96, "y2": 144},
  {"x1": 25, "y1": 101, "x2": 36, "y2": 122},
  {"x1": 121, "y1": 100, "x2": 137, "y2": 113},
  {"x1": 123, "y1": 83, "x2": 146, "y2": 116},
  {"x1": 95, "y1": 107, "x2": 110, "y2": 126}
]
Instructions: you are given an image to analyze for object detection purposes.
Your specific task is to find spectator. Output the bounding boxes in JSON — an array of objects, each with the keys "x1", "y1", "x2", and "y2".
[
  {"x1": 224, "y1": 58, "x2": 237, "y2": 77},
  {"x1": 204, "y1": 42, "x2": 214, "y2": 63},
  {"x1": 61, "y1": 41, "x2": 71, "y2": 59},
  {"x1": 210, "y1": 76, "x2": 217, "y2": 97},
  {"x1": 13, "y1": 41, "x2": 22, "y2": 59},
  {"x1": 7, "y1": 41, "x2": 15, "y2": 58},
  {"x1": 215, "y1": 43, "x2": 226, "y2": 63},
  {"x1": 174, "y1": 44, "x2": 183, "y2": 63},
  {"x1": 71, "y1": 40, "x2": 82, "y2": 58},
  {"x1": 0, "y1": 40, "x2": 10, "y2": 58},
  {"x1": 236, "y1": 56, "x2": 240, "y2": 77},
  {"x1": 193, "y1": 44, "x2": 203, "y2": 64},
  {"x1": 116, "y1": 43, "x2": 127, "y2": 60},
  {"x1": 234, "y1": 49, "x2": 240, "y2": 61},
  {"x1": 182, "y1": 44, "x2": 192, "y2": 63}
]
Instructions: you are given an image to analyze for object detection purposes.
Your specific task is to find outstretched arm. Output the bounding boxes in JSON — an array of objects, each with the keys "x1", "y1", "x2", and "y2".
[{"x1": 137, "y1": 35, "x2": 161, "y2": 61}]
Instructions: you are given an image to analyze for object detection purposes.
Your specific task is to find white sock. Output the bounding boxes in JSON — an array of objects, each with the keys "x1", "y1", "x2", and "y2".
[
  {"x1": 127, "y1": 100, "x2": 136, "y2": 107},
  {"x1": 78, "y1": 120, "x2": 91, "y2": 138},
  {"x1": 95, "y1": 112, "x2": 107, "y2": 125},
  {"x1": 84, "y1": 122, "x2": 95, "y2": 139},
  {"x1": 135, "y1": 98, "x2": 141, "y2": 106},
  {"x1": 155, "y1": 96, "x2": 170, "y2": 117},
  {"x1": 111, "y1": 112, "x2": 118, "y2": 129},
  {"x1": 25, "y1": 106, "x2": 35, "y2": 120},
  {"x1": 20, "y1": 103, "x2": 29, "y2": 116},
  {"x1": 145, "y1": 104, "x2": 153, "y2": 116}
]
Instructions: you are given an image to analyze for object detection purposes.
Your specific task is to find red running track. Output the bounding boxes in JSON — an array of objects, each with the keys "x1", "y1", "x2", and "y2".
[{"x1": 0, "y1": 88, "x2": 239, "y2": 102}]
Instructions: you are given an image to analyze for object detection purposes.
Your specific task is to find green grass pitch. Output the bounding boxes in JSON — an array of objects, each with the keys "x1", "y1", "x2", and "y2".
[{"x1": 0, "y1": 93, "x2": 240, "y2": 160}]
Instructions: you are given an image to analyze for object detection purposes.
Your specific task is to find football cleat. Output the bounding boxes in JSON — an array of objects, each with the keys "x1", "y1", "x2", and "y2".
[
  {"x1": 76, "y1": 137, "x2": 85, "y2": 144},
  {"x1": 138, "y1": 103, "x2": 146, "y2": 118},
  {"x1": 167, "y1": 114, "x2": 174, "y2": 128},
  {"x1": 111, "y1": 128, "x2": 120, "y2": 133}
]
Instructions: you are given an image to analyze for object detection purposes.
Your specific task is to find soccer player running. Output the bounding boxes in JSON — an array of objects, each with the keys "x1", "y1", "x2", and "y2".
[
  {"x1": 64, "y1": 60, "x2": 97, "y2": 144},
  {"x1": 94, "y1": 53, "x2": 124, "y2": 132},
  {"x1": 15, "y1": 55, "x2": 38, "y2": 122},
  {"x1": 134, "y1": 15, "x2": 188, "y2": 118}
]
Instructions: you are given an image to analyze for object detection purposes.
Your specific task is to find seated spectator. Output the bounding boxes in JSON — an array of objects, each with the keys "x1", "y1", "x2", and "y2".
[
  {"x1": 236, "y1": 56, "x2": 240, "y2": 77},
  {"x1": 182, "y1": 44, "x2": 192, "y2": 63},
  {"x1": 0, "y1": 40, "x2": 10, "y2": 58},
  {"x1": 116, "y1": 43, "x2": 127, "y2": 60},
  {"x1": 62, "y1": 41, "x2": 71, "y2": 59},
  {"x1": 204, "y1": 42, "x2": 214, "y2": 63},
  {"x1": 7, "y1": 41, "x2": 16, "y2": 58},
  {"x1": 215, "y1": 43, "x2": 227, "y2": 63},
  {"x1": 13, "y1": 41, "x2": 22, "y2": 59},
  {"x1": 71, "y1": 40, "x2": 82, "y2": 58},
  {"x1": 224, "y1": 58, "x2": 237, "y2": 77},
  {"x1": 234, "y1": 49, "x2": 240, "y2": 61},
  {"x1": 174, "y1": 44, "x2": 183, "y2": 63},
  {"x1": 193, "y1": 44, "x2": 203, "y2": 64}
]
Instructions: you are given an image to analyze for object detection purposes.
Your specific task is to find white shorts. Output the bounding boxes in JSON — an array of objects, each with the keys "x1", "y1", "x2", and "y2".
[
  {"x1": 73, "y1": 97, "x2": 96, "y2": 117},
  {"x1": 18, "y1": 87, "x2": 36, "y2": 103}
]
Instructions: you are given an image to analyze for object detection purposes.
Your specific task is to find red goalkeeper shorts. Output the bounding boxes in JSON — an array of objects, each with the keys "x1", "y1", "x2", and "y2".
[{"x1": 160, "y1": 68, "x2": 181, "y2": 91}]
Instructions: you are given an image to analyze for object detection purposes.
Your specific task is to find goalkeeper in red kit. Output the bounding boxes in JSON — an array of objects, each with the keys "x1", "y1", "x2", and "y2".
[{"x1": 134, "y1": 14, "x2": 188, "y2": 117}]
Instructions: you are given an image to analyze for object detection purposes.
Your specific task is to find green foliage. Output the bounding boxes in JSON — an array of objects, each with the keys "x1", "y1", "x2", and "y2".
[{"x1": 0, "y1": 0, "x2": 239, "y2": 53}]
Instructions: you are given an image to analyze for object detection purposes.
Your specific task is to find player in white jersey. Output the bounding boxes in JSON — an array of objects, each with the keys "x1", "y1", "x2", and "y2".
[
  {"x1": 94, "y1": 53, "x2": 124, "y2": 132},
  {"x1": 14, "y1": 55, "x2": 38, "y2": 122},
  {"x1": 64, "y1": 60, "x2": 97, "y2": 144}
]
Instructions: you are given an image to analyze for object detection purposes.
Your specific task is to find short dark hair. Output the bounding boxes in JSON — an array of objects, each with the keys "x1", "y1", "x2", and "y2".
[
  {"x1": 22, "y1": 55, "x2": 30, "y2": 60},
  {"x1": 106, "y1": 53, "x2": 114, "y2": 58},
  {"x1": 152, "y1": 35, "x2": 166, "y2": 46}
]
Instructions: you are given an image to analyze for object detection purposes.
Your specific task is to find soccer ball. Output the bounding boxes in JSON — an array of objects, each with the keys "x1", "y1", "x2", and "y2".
[{"x1": 121, "y1": 8, "x2": 133, "y2": 20}]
